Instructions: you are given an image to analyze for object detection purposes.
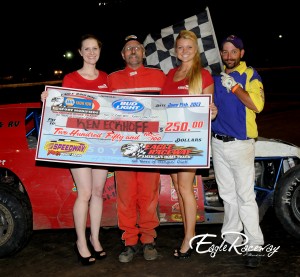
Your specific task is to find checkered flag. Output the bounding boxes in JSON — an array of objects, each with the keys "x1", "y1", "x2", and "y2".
[{"x1": 143, "y1": 7, "x2": 223, "y2": 76}]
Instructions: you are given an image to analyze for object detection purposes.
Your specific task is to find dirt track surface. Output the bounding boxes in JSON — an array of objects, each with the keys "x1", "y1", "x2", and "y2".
[
  {"x1": 257, "y1": 101, "x2": 300, "y2": 147},
  {"x1": 0, "y1": 210, "x2": 299, "y2": 277}
]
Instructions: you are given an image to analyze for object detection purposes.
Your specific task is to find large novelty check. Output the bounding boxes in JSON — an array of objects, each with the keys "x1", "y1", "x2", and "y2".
[{"x1": 35, "y1": 86, "x2": 212, "y2": 168}]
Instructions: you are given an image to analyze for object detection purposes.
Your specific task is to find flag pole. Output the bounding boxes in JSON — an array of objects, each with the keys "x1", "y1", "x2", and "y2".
[{"x1": 206, "y1": 7, "x2": 224, "y2": 72}]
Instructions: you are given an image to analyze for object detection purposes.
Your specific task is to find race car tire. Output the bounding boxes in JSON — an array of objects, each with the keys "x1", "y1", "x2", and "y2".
[
  {"x1": 0, "y1": 184, "x2": 33, "y2": 258},
  {"x1": 274, "y1": 164, "x2": 300, "y2": 239}
]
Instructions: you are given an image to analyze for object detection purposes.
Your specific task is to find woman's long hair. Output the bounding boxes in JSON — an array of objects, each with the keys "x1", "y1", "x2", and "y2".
[{"x1": 175, "y1": 30, "x2": 203, "y2": 95}]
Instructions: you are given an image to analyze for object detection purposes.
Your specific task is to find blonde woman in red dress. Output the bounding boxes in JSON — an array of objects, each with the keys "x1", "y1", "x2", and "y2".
[{"x1": 161, "y1": 30, "x2": 217, "y2": 259}]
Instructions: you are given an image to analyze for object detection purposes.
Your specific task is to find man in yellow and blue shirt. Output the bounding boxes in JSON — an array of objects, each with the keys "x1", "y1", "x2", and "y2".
[{"x1": 211, "y1": 35, "x2": 265, "y2": 268}]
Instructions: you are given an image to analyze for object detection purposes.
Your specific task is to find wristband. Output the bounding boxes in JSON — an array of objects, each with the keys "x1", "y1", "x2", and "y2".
[{"x1": 231, "y1": 84, "x2": 239, "y2": 93}]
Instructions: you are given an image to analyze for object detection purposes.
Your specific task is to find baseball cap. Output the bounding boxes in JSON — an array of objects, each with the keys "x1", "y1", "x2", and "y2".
[
  {"x1": 221, "y1": 35, "x2": 244, "y2": 50},
  {"x1": 122, "y1": 34, "x2": 144, "y2": 52},
  {"x1": 123, "y1": 35, "x2": 142, "y2": 47},
  {"x1": 124, "y1": 35, "x2": 140, "y2": 43}
]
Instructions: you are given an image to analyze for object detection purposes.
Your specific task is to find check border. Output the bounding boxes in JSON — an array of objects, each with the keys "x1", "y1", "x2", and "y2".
[{"x1": 35, "y1": 86, "x2": 211, "y2": 168}]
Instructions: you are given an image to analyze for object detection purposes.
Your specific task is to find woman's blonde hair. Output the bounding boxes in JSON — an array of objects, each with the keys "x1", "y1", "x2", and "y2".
[{"x1": 175, "y1": 30, "x2": 203, "y2": 95}]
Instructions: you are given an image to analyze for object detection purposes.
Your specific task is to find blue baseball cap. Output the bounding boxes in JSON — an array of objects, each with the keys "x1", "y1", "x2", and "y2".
[{"x1": 221, "y1": 35, "x2": 244, "y2": 50}]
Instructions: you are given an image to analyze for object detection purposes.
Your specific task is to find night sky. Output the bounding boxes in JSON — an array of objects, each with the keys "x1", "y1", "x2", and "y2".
[{"x1": 0, "y1": 0, "x2": 298, "y2": 78}]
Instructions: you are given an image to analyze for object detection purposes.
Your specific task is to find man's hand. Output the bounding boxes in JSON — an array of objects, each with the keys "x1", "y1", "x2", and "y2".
[{"x1": 220, "y1": 72, "x2": 237, "y2": 92}]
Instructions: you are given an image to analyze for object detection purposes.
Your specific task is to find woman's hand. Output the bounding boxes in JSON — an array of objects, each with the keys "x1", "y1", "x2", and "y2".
[
  {"x1": 41, "y1": 91, "x2": 49, "y2": 102},
  {"x1": 210, "y1": 102, "x2": 218, "y2": 120}
]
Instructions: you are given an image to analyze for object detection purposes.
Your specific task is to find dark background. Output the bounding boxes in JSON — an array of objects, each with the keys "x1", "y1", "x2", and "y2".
[
  {"x1": 0, "y1": 2, "x2": 299, "y2": 274},
  {"x1": 0, "y1": 0, "x2": 298, "y2": 78}
]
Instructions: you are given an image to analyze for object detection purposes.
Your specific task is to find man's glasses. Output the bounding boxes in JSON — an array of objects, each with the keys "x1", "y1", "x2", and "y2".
[{"x1": 124, "y1": 45, "x2": 143, "y2": 52}]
